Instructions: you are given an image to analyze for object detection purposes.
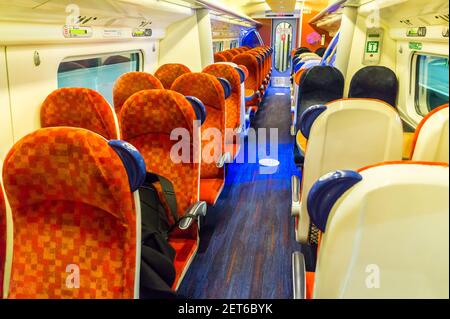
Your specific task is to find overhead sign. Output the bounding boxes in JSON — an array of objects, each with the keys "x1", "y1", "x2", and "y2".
[
  {"x1": 63, "y1": 25, "x2": 93, "y2": 38},
  {"x1": 407, "y1": 27, "x2": 427, "y2": 37},
  {"x1": 132, "y1": 28, "x2": 152, "y2": 38}
]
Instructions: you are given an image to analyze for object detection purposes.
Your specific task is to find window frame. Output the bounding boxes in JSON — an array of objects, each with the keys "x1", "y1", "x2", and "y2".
[
  {"x1": 57, "y1": 50, "x2": 143, "y2": 105},
  {"x1": 59, "y1": 50, "x2": 143, "y2": 70},
  {"x1": 413, "y1": 52, "x2": 449, "y2": 117}
]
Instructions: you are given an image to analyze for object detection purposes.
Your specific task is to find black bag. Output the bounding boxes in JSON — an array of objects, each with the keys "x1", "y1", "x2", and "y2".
[{"x1": 139, "y1": 173, "x2": 179, "y2": 299}]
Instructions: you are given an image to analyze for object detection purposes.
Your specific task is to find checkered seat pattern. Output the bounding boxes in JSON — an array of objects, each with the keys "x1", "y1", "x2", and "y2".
[
  {"x1": 41, "y1": 88, "x2": 120, "y2": 140},
  {"x1": 119, "y1": 89, "x2": 203, "y2": 288},
  {"x1": 2, "y1": 127, "x2": 140, "y2": 299},
  {"x1": 113, "y1": 72, "x2": 164, "y2": 114},
  {"x1": 154, "y1": 64, "x2": 191, "y2": 89},
  {"x1": 171, "y1": 73, "x2": 227, "y2": 205}
]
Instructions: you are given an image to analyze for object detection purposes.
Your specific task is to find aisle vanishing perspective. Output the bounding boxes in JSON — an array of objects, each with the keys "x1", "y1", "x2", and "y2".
[{"x1": 177, "y1": 86, "x2": 316, "y2": 299}]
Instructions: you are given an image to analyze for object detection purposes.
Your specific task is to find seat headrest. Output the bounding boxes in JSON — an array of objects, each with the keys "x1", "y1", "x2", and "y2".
[
  {"x1": 315, "y1": 47, "x2": 326, "y2": 57},
  {"x1": 299, "y1": 104, "x2": 327, "y2": 138},
  {"x1": 307, "y1": 170, "x2": 363, "y2": 232},
  {"x1": 41, "y1": 88, "x2": 119, "y2": 140},
  {"x1": 171, "y1": 73, "x2": 225, "y2": 111},
  {"x1": 154, "y1": 63, "x2": 191, "y2": 89},
  {"x1": 2, "y1": 127, "x2": 141, "y2": 222},
  {"x1": 235, "y1": 67, "x2": 246, "y2": 83},
  {"x1": 186, "y1": 96, "x2": 207, "y2": 125},
  {"x1": 120, "y1": 89, "x2": 198, "y2": 139},
  {"x1": 254, "y1": 54, "x2": 262, "y2": 66},
  {"x1": 218, "y1": 77, "x2": 232, "y2": 99},
  {"x1": 203, "y1": 63, "x2": 242, "y2": 93},
  {"x1": 108, "y1": 140, "x2": 147, "y2": 192},
  {"x1": 295, "y1": 47, "x2": 311, "y2": 57},
  {"x1": 113, "y1": 72, "x2": 164, "y2": 113},
  {"x1": 238, "y1": 65, "x2": 249, "y2": 80},
  {"x1": 349, "y1": 66, "x2": 398, "y2": 107},
  {"x1": 214, "y1": 53, "x2": 227, "y2": 63},
  {"x1": 300, "y1": 66, "x2": 345, "y2": 96},
  {"x1": 294, "y1": 61, "x2": 305, "y2": 73}
]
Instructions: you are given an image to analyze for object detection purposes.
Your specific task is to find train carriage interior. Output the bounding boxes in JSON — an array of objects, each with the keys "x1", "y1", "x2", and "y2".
[{"x1": 0, "y1": 0, "x2": 448, "y2": 301}]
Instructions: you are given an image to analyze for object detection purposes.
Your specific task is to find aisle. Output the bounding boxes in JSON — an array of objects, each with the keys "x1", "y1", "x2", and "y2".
[{"x1": 177, "y1": 86, "x2": 315, "y2": 298}]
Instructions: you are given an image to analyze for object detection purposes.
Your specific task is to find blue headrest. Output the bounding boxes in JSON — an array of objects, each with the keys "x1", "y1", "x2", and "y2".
[
  {"x1": 299, "y1": 104, "x2": 327, "y2": 138},
  {"x1": 255, "y1": 55, "x2": 262, "y2": 66},
  {"x1": 186, "y1": 96, "x2": 207, "y2": 125},
  {"x1": 307, "y1": 170, "x2": 363, "y2": 232},
  {"x1": 108, "y1": 140, "x2": 146, "y2": 192},
  {"x1": 217, "y1": 77, "x2": 232, "y2": 99},
  {"x1": 234, "y1": 67, "x2": 246, "y2": 83},
  {"x1": 294, "y1": 61, "x2": 305, "y2": 73}
]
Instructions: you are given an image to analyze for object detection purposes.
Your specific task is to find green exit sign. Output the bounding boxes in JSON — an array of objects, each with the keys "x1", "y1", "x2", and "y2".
[
  {"x1": 366, "y1": 41, "x2": 379, "y2": 53},
  {"x1": 409, "y1": 42, "x2": 423, "y2": 50}
]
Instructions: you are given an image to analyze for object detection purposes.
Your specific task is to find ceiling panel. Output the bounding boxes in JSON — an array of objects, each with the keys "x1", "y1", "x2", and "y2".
[{"x1": 266, "y1": 0, "x2": 296, "y2": 12}]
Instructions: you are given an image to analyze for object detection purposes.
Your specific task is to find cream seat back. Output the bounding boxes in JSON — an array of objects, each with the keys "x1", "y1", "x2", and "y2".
[
  {"x1": 296, "y1": 99, "x2": 404, "y2": 243},
  {"x1": 310, "y1": 163, "x2": 449, "y2": 298},
  {"x1": 411, "y1": 104, "x2": 449, "y2": 162}
]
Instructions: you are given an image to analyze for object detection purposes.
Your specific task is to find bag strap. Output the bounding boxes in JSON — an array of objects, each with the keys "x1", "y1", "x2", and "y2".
[
  {"x1": 146, "y1": 172, "x2": 178, "y2": 224},
  {"x1": 145, "y1": 172, "x2": 200, "y2": 234}
]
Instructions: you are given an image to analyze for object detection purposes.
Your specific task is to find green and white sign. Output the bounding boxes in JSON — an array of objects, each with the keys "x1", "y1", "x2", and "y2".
[
  {"x1": 366, "y1": 41, "x2": 380, "y2": 53},
  {"x1": 409, "y1": 42, "x2": 423, "y2": 50},
  {"x1": 363, "y1": 28, "x2": 383, "y2": 65}
]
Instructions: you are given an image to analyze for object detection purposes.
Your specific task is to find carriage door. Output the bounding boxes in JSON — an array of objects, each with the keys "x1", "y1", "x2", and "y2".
[{"x1": 272, "y1": 19, "x2": 297, "y2": 81}]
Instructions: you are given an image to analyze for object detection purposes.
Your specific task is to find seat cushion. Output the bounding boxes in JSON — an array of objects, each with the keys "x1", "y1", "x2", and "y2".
[
  {"x1": 200, "y1": 178, "x2": 224, "y2": 205},
  {"x1": 168, "y1": 237, "x2": 198, "y2": 289},
  {"x1": 306, "y1": 271, "x2": 315, "y2": 299}
]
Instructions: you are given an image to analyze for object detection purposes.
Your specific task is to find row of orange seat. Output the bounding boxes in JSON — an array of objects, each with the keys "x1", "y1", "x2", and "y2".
[
  {"x1": 214, "y1": 45, "x2": 273, "y2": 116},
  {"x1": 0, "y1": 51, "x2": 264, "y2": 298}
]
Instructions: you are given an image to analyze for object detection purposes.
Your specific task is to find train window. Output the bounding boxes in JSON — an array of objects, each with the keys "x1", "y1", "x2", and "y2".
[
  {"x1": 415, "y1": 54, "x2": 449, "y2": 116},
  {"x1": 213, "y1": 41, "x2": 224, "y2": 53},
  {"x1": 57, "y1": 51, "x2": 141, "y2": 105}
]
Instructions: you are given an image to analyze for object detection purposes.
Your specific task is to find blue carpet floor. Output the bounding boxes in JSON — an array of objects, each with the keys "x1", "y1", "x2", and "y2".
[{"x1": 177, "y1": 86, "x2": 316, "y2": 299}]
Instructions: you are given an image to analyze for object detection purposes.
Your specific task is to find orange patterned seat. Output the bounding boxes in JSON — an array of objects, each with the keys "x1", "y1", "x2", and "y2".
[
  {"x1": 221, "y1": 50, "x2": 235, "y2": 62},
  {"x1": 203, "y1": 64, "x2": 243, "y2": 158},
  {"x1": 0, "y1": 183, "x2": 5, "y2": 298},
  {"x1": 228, "y1": 48, "x2": 241, "y2": 58},
  {"x1": 214, "y1": 53, "x2": 227, "y2": 63},
  {"x1": 2, "y1": 127, "x2": 143, "y2": 299},
  {"x1": 172, "y1": 73, "x2": 227, "y2": 205},
  {"x1": 113, "y1": 72, "x2": 163, "y2": 114},
  {"x1": 154, "y1": 63, "x2": 191, "y2": 89},
  {"x1": 119, "y1": 89, "x2": 204, "y2": 289},
  {"x1": 41, "y1": 88, "x2": 120, "y2": 140},
  {"x1": 233, "y1": 53, "x2": 261, "y2": 108}
]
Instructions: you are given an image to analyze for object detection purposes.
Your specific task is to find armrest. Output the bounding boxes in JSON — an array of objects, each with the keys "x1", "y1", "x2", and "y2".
[
  {"x1": 292, "y1": 251, "x2": 306, "y2": 299},
  {"x1": 178, "y1": 201, "x2": 207, "y2": 230},
  {"x1": 216, "y1": 152, "x2": 232, "y2": 168},
  {"x1": 291, "y1": 175, "x2": 301, "y2": 216}
]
